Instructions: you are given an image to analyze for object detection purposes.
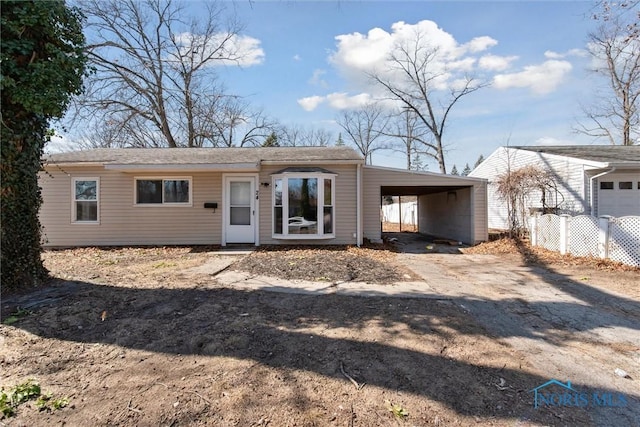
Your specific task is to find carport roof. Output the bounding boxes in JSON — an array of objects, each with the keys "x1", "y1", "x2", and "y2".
[
  {"x1": 381, "y1": 185, "x2": 470, "y2": 196},
  {"x1": 365, "y1": 165, "x2": 486, "y2": 196}
]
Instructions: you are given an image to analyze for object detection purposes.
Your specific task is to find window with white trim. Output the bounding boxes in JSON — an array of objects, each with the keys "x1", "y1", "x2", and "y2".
[
  {"x1": 135, "y1": 178, "x2": 191, "y2": 205},
  {"x1": 72, "y1": 178, "x2": 99, "y2": 223},
  {"x1": 273, "y1": 172, "x2": 335, "y2": 238}
]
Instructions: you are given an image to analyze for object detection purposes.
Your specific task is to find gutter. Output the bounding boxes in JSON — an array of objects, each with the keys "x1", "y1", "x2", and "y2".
[
  {"x1": 261, "y1": 159, "x2": 363, "y2": 166},
  {"x1": 589, "y1": 167, "x2": 616, "y2": 216}
]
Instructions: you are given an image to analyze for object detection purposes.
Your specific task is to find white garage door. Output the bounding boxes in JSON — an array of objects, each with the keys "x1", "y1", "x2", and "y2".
[{"x1": 598, "y1": 173, "x2": 640, "y2": 217}]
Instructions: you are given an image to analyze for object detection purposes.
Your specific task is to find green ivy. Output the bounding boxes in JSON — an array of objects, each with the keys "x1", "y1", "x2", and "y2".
[{"x1": 1, "y1": 1, "x2": 87, "y2": 291}]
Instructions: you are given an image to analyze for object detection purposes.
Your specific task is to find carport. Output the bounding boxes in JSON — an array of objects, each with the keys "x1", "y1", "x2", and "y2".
[{"x1": 362, "y1": 166, "x2": 488, "y2": 245}]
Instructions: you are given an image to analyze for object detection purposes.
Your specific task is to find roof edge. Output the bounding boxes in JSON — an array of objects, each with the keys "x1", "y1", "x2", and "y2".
[{"x1": 364, "y1": 164, "x2": 488, "y2": 182}]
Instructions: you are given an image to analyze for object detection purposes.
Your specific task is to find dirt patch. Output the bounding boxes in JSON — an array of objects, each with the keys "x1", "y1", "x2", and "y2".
[
  {"x1": 1, "y1": 244, "x2": 634, "y2": 426},
  {"x1": 231, "y1": 245, "x2": 420, "y2": 283}
]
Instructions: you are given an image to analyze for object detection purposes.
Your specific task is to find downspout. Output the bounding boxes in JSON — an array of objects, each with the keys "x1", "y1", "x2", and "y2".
[
  {"x1": 589, "y1": 167, "x2": 616, "y2": 216},
  {"x1": 356, "y1": 163, "x2": 362, "y2": 247}
]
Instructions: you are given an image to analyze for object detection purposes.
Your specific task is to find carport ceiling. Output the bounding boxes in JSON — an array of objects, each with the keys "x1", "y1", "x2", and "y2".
[{"x1": 381, "y1": 185, "x2": 470, "y2": 196}]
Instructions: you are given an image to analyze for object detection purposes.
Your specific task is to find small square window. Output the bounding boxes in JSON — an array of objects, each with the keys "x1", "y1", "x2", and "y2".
[
  {"x1": 619, "y1": 181, "x2": 633, "y2": 190},
  {"x1": 600, "y1": 181, "x2": 613, "y2": 190}
]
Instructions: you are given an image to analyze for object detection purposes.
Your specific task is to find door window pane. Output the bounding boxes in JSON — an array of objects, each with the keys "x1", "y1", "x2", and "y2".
[
  {"x1": 230, "y1": 181, "x2": 251, "y2": 205},
  {"x1": 230, "y1": 206, "x2": 251, "y2": 225}
]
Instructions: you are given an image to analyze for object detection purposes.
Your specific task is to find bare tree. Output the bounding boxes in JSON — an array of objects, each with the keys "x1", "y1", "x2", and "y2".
[
  {"x1": 577, "y1": 1, "x2": 640, "y2": 145},
  {"x1": 205, "y1": 97, "x2": 278, "y2": 147},
  {"x1": 386, "y1": 107, "x2": 433, "y2": 170},
  {"x1": 279, "y1": 125, "x2": 333, "y2": 147},
  {"x1": 335, "y1": 102, "x2": 389, "y2": 164},
  {"x1": 369, "y1": 29, "x2": 487, "y2": 172},
  {"x1": 495, "y1": 165, "x2": 563, "y2": 237},
  {"x1": 76, "y1": 0, "x2": 263, "y2": 148}
]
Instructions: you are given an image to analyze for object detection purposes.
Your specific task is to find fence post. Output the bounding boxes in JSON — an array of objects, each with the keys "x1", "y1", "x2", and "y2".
[
  {"x1": 598, "y1": 216, "x2": 611, "y2": 260},
  {"x1": 559, "y1": 215, "x2": 570, "y2": 255},
  {"x1": 529, "y1": 214, "x2": 538, "y2": 246}
]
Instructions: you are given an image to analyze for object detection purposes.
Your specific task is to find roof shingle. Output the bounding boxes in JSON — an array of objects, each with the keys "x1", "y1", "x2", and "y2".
[
  {"x1": 512, "y1": 145, "x2": 640, "y2": 164},
  {"x1": 44, "y1": 146, "x2": 363, "y2": 165}
]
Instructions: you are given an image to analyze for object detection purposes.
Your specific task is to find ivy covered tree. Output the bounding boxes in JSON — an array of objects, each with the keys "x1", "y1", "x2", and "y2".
[{"x1": 1, "y1": 1, "x2": 87, "y2": 291}]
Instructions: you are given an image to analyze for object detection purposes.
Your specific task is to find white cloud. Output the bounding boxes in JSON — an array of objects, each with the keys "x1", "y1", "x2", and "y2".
[
  {"x1": 479, "y1": 54, "x2": 518, "y2": 71},
  {"x1": 173, "y1": 32, "x2": 264, "y2": 67},
  {"x1": 309, "y1": 69, "x2": 328, "y2": 87},
  {"x1": 463, "y1": 36, "x2": 498, "y2": 53},
  {"x1": 297, "y1": 92, "x2": 373, "y2": 111},
  {"x1": 326, "y1": 92, "x2": 372, "y2": 110},
  {"x1": 545, "y1": 48, "x2": 587, "y2": 59},
  {"x1": 328, "y1": 20, "x2": 500, "y2": 95},
  {"x1": 293, "y1": 54, "x2": 302, "y2": 61},
  {"x1": 297, "y1": 95, "x2": 325, "y2": 111},
  {"x1": 534, "y1": 136, "x2": 575, "y2": 146},
  {"x1": 493, "y1": 60, "x2": 572, "y2": 95}
]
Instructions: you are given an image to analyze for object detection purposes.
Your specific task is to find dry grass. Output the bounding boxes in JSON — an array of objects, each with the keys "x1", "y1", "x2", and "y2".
[{"x1": 464, "y1": 237, "x2": 640, "y2": 272}]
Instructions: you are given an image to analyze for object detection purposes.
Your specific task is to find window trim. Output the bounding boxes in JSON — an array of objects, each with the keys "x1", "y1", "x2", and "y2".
[
  {"x1": 134, "y1": 176, "x2": 193, "y2": 207},
  {"x1": 272, "y1": 172, "x2": 336, "y2": 240},
  {"x1": 71, "y1": 177, "x2": 100, "y2": 224}
]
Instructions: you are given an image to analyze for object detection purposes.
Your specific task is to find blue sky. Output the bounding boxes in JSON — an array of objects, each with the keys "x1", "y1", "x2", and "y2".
[{"x1": 212, "y1": 0, "x2": 602, "y2": 171}]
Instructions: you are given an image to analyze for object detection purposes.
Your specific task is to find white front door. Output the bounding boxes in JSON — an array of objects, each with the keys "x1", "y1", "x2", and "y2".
[{"x1": 224, "y1": 176, "x2": 256, "y2": 244}]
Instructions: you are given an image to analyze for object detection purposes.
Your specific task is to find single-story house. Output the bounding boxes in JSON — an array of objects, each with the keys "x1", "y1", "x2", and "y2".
[
  {"x1": 469, "y1": 145, "x2": 640, "y2": 230},
  {"x1": 39, "y1": 147, "x2": 488, "y2": 247}
]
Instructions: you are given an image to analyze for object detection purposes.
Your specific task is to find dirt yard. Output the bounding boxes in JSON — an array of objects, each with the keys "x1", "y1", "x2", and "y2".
[{"x1": 1, "y1": 241, "x2": 638, "y2": 426}]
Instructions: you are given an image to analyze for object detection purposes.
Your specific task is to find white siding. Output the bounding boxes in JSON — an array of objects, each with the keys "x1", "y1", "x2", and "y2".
[
  {"x1": 596, "y1": 171, "x2": 640, "y2": 217},
  {"x1": 470, "y1": 147, "x2": 590, "y2": 230}
]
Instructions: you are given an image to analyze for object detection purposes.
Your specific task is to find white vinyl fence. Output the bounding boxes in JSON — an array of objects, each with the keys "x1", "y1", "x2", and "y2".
[
  {"x1": 530, "y1": 214, "x2": 640, "y2": 267},
  {"x1": 382, "y1": 201, "x2": 417, "y2": 226}
]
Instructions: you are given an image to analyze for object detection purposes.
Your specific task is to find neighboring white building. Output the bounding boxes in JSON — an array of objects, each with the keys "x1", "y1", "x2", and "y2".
[{"x1": 469, "y1": 145, "x2": 640, "y2": 230}]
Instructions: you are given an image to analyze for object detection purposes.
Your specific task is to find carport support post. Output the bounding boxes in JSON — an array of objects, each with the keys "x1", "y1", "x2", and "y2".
[
  {"x1": 598, "y1": 216, "x2": 612, "y2": 260},
  {"x1": 559, "y1": 215, "x2": 570, "y2": 255}
]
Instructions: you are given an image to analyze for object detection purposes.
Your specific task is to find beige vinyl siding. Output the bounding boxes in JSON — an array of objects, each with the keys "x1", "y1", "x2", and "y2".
[
  {"x1": 40, "y1": 167, "x2": 223, "y2": 246},
  {"x1": 362, "y1": 166, "x2": 487, "y2": 244},
  {"x1": 470, "y1": 147, "x2": 590, "y2": 230},
  {"x1": 257, "y1": 164, "x2": 358, "y2": 245}
]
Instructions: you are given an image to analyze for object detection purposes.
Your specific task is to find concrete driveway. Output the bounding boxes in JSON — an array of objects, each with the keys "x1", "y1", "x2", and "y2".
[
  {"x1": 213, "y1": 233, "x2": 639, "y2": 425},
  {"x1": 391, "y1": 233, "x2": 640, "y2": 427}
]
